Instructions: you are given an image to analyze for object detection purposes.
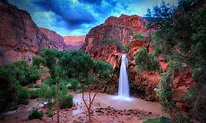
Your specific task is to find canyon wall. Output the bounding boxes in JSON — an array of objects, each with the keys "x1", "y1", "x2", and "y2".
[
  {"x1": 0, "y1": 1, "x2": 56, "y2": 65},
  {"x1": 63, "y1": 36, "x2": 85, "y2": 51},
  {"x1": 39, "y1": 28, "x2": 68, "y2": 51},
  {"x1": 81, "y1": 14, "x2": 149, "y2": 68},
  {"x1": 81, "y1": 13, "x2": 197, "y2": 104},
  {"x1": 105, "y1": 14, "x2": 147, "y2": 33}
]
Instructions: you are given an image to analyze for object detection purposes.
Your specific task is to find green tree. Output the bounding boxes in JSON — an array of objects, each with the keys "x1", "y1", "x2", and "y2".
[
  {"x1": 135, "y1": 47, "x2": 158, "y2": 71},
  {"x1": 59, "y1": 50, "x2": 112, "y2": 122},
  {"x1": 146, "y1": 0, "x2": 206, "y2": 121},
  {"x1": 40, "y1": 49, "x2": 69, "y2": 123}
]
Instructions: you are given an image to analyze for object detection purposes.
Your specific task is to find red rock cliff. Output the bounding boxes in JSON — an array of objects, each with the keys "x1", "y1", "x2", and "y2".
[
  {"x1": 81, "y1": 14, "x2": 150, "y2": 67},
  {"x1": 63, "y1": 36, "x2": 85, "y2": 51},
  {"x1": 105, "y1": 14, "x2": 147, "y2": 33},
  {"x1": 0, "y1": 1, "x2": 56, "y2": 65},
  {"x1": 39, "y1": 28, "x2": 68, "y2": 51}
]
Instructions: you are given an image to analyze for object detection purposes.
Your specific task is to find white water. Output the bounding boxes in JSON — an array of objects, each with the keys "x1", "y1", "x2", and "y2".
[{"x1": 118, "y1": 54, "x2": 130, "y2": 100}]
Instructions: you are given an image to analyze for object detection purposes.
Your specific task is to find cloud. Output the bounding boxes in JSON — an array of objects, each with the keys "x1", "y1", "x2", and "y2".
[
  {"x1": 78, "y1": 0, "x2": 103, "y2": 5},
  {"x1": 8, "y1": 0, "x2": 178, "y2": 36},
  {"x1": 33, "y1": 0, "x2": 96, "y2": 29}
]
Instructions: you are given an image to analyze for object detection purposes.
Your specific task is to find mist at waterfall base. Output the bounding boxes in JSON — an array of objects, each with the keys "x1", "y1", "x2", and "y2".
[{"x1": 113, "y1": 54, "x2": 133, "y2": 101}]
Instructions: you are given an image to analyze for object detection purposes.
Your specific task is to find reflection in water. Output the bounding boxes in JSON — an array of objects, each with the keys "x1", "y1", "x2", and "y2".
[{"x1": 72, "y1": 108, "x2": 84, "y2": 115}]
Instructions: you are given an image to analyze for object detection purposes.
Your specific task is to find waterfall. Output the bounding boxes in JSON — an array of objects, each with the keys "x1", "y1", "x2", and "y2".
[{"x1": 118, "y1": 54, "x2": 130, "y2": 98}]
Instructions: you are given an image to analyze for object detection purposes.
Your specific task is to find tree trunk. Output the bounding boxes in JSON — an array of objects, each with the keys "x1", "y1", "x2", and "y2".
[{"x1": 56, "y1": 82, "x2": 59, "y2": 123}]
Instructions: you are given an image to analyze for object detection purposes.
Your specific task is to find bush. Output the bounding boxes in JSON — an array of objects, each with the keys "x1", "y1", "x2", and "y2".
[
  {"x1": 32, "y1": 56, "x2": 45, "y2": 69},
  {"x1": 42, "y1": 77, "x2": 55, "y2": 86},
  {"x1": 151, "y1": 47, "x2": 162, "y2": 57},
  {"x1": 194, "y1": 86, "x2": 206, "y2": 122},
  {"x1": 68, "y1": 78, "x2": 78, "y2": 91},
  {"x1": 28, "y1": 109, "x2": 43, "y2": 120},
  {"x1": 58, "y1": 80, "x2": 69, "y2": 93},
  {"x1": 143, "y1": 117, "x2": 171, "y2": 123},
  {"x1": 135, "y1": 47, "x2": 158, "y2": 71},
  {"x1": 192, "y1": 67, "x2": 206, "y2": 85},
  {"x1": 45, "y1": 109, "x2": 54, "y2": 117},
  {"x1": 133, "y1": 33, "x2": 145, "y2": 39},
  {"x1": 179, "y1": 86, "x2": 197, "y2": 107},
  {"x1": 168, "y1": 60, "x2": 182, "y2": 72},
  {"x1": 25, "y1": 69, "x2": 40, "y2": 85},
  {"x1": 29, "y1": 90, "x2": 40, "y2": 99},
  {"x1": 17, "y1": 88, "x2": 30, "y2": 105},
  {"x1": 102, "y1": 39, "x2": 124, "y2": 50},
  {"x1": 38, "y1": 84, "x2": 56, "y2": 99},
  {"x1": 59, "y1": 93, "x2": 73, "y2": 109}
]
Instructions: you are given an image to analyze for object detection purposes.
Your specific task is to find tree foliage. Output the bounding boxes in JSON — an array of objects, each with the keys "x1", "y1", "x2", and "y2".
[
  {"x1": 0, "y1": 60, "x2": 40, "y2": 112},
  {"x1": 39, "y1": 49, "x2": 112, "y2": 122},
  {"x1": 146, "y1": 0, "x2": 206, "y2": 121},
  {"x1": 135, "y1": 47, "x2": 158, "y2": 71},
  {"x1": 133, "y1": 33, "x2": 145, "y2": 39}
]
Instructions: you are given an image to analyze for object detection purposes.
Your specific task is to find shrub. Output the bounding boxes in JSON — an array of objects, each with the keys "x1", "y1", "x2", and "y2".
[
  {"x1": 29, "y1": 90, "x2": 40, "y2": 99},
  {"x1": 32, "y1": 56, "x2": 45, "y2": 68},
  {"x1": 42, "y1": 77, "x2": 55, "y2": 86},
  {"x1": 25, "y1": 69, "x2": 40, "y2": 84},
  {"x1": 133, "y1": 33, "x2": 145, "y2": 39},
  {"x1": 68, "y1": 78, "x2": 78, "y2": 91},
  {"x1": 167, "y1": 60, "x2": 182, "y2": 72},
  {"x1": 58, "y1": 80, "x2": 69, "y2": 93},
  {"x1": 17, "y1": 88, "x2": 30, "y2": 105},
  {"x1": 179, "y1": 86, "x2": 197, "y2": 107},
  {"x1": 38, "y1": 84, "x2": 56, "y2": 99},
  {"x1": 151, "y1": 47, "x2": 162, "y2": 57},
  {"x1": 143, "y1": 117, "x2": 171, "y2": 123},
  {"x1": 135, "y1": 47, "x2": 158, "y2": 71},
  {"x1": 124, "y1": 43, "x2": 130, "y2": 53},
  {"x1": 45, "y1": 109, "x2": 54, "y2": 117},
  {"x1": 102, "y1": 39, "x2": 124, "y2": 50},
  {"x1": 194, "y1": 86, "x2": 206, "y2": 122},
  {"x1": 59, "y1": 93, "x2": 73, "y2": 109},
  {"x1": 192, "y1": 67, "x2": 206, "y2": 85},
  {"x1": 28, "y1": 109, "x2": 43, "y2": 120}
]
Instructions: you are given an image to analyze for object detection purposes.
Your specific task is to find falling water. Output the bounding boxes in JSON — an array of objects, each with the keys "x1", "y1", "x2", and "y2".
[{"x1": 118, "y1": 54, "x2": 130, "y2": 98}]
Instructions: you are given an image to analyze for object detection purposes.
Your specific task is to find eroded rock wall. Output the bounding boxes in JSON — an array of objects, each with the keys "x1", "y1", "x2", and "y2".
[
  {"x1": 39, "y1": 28, "x2": 68, "y2": 51},
  {"x1": 0, "y1": 1, "x2": 54, "y2": 65}
]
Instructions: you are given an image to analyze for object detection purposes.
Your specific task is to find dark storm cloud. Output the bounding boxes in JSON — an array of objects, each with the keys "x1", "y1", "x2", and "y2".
[
  {"x1": 78, "y1": 0, "x2": 103, "y2": 5},
  {"x1": 33, "y1": 0, "x2": 96, "y2": 29},
  {"x1": 8, "y1": 0, "x2": 178, "y2": 36}
]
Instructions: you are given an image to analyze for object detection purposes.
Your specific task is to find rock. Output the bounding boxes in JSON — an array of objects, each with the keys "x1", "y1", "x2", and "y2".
[
  {"x1": 81, "y1": 23, "x2": 135, "y2": 54},
  {"x1": 63, "y1": 36, "x2": 85, "y2": 51},
  {"x1": 0, "y1": 1, "x2": 56, "y2": 65},
  {"x1": 105, "y1": 14, "x2": 149, "y2": 33},
  {"x1": 39, "y1": 28, "x2": 68, "y2": 51},
  {"x1": 73, "y1": 120, "x2": 82, "y2": 123}
]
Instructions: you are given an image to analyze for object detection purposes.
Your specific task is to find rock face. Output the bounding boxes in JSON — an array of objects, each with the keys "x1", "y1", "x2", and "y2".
[
  {"x1": 63, "y1": 36, "x2": 85, "y2": 51},
  {"x1": 82, "y1": 14, "x2": 197, "y2": 103},
  {"x1": 0, "y1": 0, "x2": 55, "y2": 65},
  {"x1": 81, "y1": 14, "x2": 162, "y2": 100},
  {"x1": 81, "y1": 14, "x2": 149, "y2": 67},
  {"x1": 39, "y1": 28, "x2": 68, "y2": 51},
  {"x1": 105, "y1": 14, "x2": 147, "y2": 33},
  {"x1": 81, "y1": 23, "x2": 135, "y2": 54}
]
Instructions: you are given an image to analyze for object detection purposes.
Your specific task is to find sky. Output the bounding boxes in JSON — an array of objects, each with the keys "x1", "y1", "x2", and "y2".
[{"x1": 8, "y1": 0, "x2": 178, "y2": 36}]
